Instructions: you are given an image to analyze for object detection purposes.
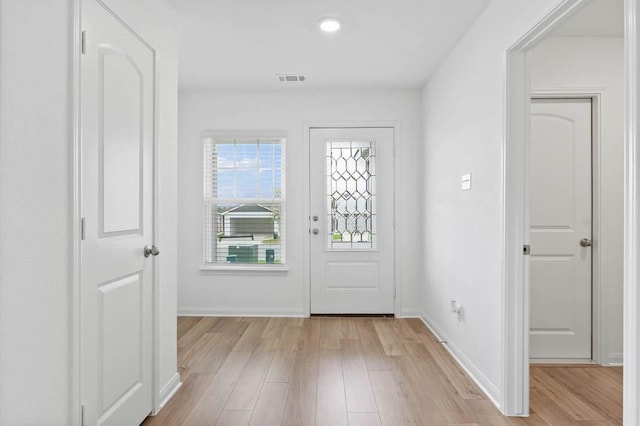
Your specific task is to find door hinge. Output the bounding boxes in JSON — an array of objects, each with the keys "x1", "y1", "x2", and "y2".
[
  {"x1": 393, "y1": 287, "x2": 396, "y2": 298},
  {"x1": 81, "y1": 31, "x2": 87, "y2": 54},
  {"x1": 81, "y1": 217, "x2": 86, "y2": 241},
  {"x1": 81, "y1": 404, "x2": 86, "y2": 426},
  {"x1": 393, "y1": 216, "x2": 396, "y2": 228},
  {"x1": 523, "y1": 244, "x2": 530, "y2": 255}
]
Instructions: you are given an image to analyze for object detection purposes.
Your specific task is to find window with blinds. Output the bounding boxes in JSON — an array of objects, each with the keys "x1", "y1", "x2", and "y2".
[{"x1": 203, "y1": 136, "x2": 285, "y2": 266}]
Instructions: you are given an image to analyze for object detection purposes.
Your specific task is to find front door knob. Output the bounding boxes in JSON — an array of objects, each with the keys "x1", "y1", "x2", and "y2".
[
  {"x1": 144, "y1": 244, "x2": 160, "y2": 257},
  {"x1": 579, "y1": 238, "x2": 592, "y2": 247}
]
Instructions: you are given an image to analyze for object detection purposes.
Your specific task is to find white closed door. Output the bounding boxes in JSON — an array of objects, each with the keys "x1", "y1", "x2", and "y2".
[
  {"x1": 310, "y1": 128, "x2": 395, "y2": 314},
  {"x1": 529, "y1": 98, "x2": 592, "y2": 359},
  {"x1": 81, "y1": 0, "x2": 156, "y2": 424}
]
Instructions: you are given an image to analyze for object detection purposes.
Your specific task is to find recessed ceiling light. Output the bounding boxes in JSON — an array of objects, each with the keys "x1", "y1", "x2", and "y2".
[{"x1": 318, "y1": 17, "x2": 342, "y2": 33}]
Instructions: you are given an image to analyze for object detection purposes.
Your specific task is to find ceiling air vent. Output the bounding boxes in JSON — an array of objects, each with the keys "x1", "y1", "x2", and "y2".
[{"x1": 277, "y1": 75, "x2": 307, "y2": 83}]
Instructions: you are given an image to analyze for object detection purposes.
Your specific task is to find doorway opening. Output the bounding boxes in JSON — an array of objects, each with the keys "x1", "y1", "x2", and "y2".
[{"x1": 503, "y1": 0, "x2": 635, "y2": 421}]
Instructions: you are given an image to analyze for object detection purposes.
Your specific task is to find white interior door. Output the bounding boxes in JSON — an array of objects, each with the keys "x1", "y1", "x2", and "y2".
[
  {"x1": 310, "y1": 128, "x2": 395, "y2": 314},
  {"x1": 81, "y1": 1, "x2": 156, "y2": 424},
  {"x1": 529, "y1": 98, "x2": 592, "y2": 360}
]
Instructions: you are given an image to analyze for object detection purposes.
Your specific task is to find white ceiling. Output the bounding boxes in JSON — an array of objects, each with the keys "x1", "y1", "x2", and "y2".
[
  {"x1": 169, "y1": 0, "x2": 492, "y2": 91},
  {"x1": 551, "y1": 0, "x2": 624, "y2": 37}
]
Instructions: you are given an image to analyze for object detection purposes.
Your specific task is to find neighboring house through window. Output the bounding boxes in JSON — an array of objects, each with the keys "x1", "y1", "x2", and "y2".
[{"x1": 203, "y1": 134, "x2": 285, "y2": 267}]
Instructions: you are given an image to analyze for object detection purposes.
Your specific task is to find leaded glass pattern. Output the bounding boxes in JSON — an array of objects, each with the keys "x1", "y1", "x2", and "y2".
[{"x1": 326, "y1": 140, "x2": 376, "y2": 249}]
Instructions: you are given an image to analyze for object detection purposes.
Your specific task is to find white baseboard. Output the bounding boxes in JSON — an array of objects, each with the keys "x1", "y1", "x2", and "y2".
[
  {"x1": 412, "y1": 310, "x2": 502, "y2": 409},
  {"x1": 395, "y1": 308, "x2": 424, "y2": 318},
  {"x1": 177, "y1": 306, "x2": 306, "y2": 317},
  {"x1": 179, "y1": 307, "x2": 423, "y2": 319},
  {"x1": 156, "y1": 372, "x2": 182, "y2": 414},
  {"x1": 608, "y1": 353, "x2": 623, "y2": 366},
  {"x1": 530, "y1": 358, "x2": 595, "y2": 364}
]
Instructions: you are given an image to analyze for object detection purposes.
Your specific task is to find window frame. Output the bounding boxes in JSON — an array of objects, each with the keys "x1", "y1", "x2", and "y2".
[{"x1": 200, "y1": 131, "x2": 287, "y2": 271}]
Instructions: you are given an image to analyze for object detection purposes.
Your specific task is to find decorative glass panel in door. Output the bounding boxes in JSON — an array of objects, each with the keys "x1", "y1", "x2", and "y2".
[{"x1": 326, "y1": 141, "x2": 377, "y2": 249}]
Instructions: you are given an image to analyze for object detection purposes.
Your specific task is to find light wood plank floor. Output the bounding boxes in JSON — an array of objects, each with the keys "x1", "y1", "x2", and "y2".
[{"x1": 143, "y1": 317, "x2": 622, "y2": 425}]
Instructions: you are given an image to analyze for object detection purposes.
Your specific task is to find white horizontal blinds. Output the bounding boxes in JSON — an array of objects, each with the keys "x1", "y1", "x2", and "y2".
[{"x1": 204, "y1": 137, "x2": 285, "y2": 265}]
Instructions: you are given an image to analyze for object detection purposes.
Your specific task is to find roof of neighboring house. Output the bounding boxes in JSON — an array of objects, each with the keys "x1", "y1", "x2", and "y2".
[{"x1": 220, "y1": 204, "x2": 273, "y2": 215}]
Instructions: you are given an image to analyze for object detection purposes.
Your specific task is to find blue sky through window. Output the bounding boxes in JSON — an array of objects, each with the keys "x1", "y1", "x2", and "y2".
[{"x1": 215, "y1": 141, "x2": 282, "y2": 199}]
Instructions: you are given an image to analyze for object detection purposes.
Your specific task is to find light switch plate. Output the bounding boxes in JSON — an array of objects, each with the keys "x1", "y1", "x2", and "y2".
[{"x1": 461, "y1": 173, "x2": 471, "y2": 191}]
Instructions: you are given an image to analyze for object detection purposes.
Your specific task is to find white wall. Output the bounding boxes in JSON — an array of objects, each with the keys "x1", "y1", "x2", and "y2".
[
  {"x1": 178, "y1": 90, "x2": 422, "y2": 316},
  {"x1": 530, "y1": 36, "x2": 624, "y2": 365},
  {"x1": 419, "y1": 0, "x2": 567, "y2": 408},
  {"x1": 0, "y1": 0, "x2": 178, "y2": 423},
  {"x1": 0, "y1": 1, "x2": 73, "y2": 423}
]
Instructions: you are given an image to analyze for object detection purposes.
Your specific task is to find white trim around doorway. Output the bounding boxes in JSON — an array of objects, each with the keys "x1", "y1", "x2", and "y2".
[
  {"x1": 623, "y1": 0, "x2": 640, "y2": 423},
  {"x1": 503, "y1": 0, "x2": 639, "y2": 422},
  {"x1": 72, "y1": 1, "x2": 82, "y2": 423}
]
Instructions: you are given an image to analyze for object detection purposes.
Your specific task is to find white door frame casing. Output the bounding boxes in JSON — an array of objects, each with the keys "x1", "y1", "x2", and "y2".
[
  {"x1": 72, "y1": 2, "x2": 82, "y2": 423},
  {"x1": 623, "y1": 1, "x2": 640, "y2": 424},
  {"x1": 72, "y1": 0, "x2": 162, "y2": 423},
  {"x1": 503, "y1": 0, "x2": 639, "y2": 422},
  {"x1": 303, "y1": 122, "x2": 400, "y2": 317}
]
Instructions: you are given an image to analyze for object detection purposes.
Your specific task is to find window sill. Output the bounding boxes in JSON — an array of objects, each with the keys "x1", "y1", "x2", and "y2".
[{"x1": 200, "y1": 264, "x2": 289, "y2": 273}]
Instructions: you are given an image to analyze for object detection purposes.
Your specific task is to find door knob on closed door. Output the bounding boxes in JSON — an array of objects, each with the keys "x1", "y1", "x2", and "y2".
[
  {"x1": 144, "y1": 244, "x2": 160, "y2": 257},
  {"x1": 580, "y1": 238, "x2": 592, "y2": 247}
]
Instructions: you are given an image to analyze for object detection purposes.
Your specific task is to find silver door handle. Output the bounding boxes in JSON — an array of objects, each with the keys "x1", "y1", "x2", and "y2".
[
  {"x1": 580, "y1": 238, "x2": 592, "y2": 247},
  {"x1": 144, "y1": 244, "x2": 160, "y2": 257},
  {"x1": 312, "y1": 228, "x2": 319, "y2": 235}
]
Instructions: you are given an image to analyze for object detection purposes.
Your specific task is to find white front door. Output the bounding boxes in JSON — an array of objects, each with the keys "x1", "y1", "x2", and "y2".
[
  {"x1": 309, "y1": 128, "x2": 395, "y2": 314},
  {"x1": 81, "y1": 1, "x2": 156, "y2": 424},
  {"x1": 529, "y1": 98, "x2": 592, "y2": 359}
]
